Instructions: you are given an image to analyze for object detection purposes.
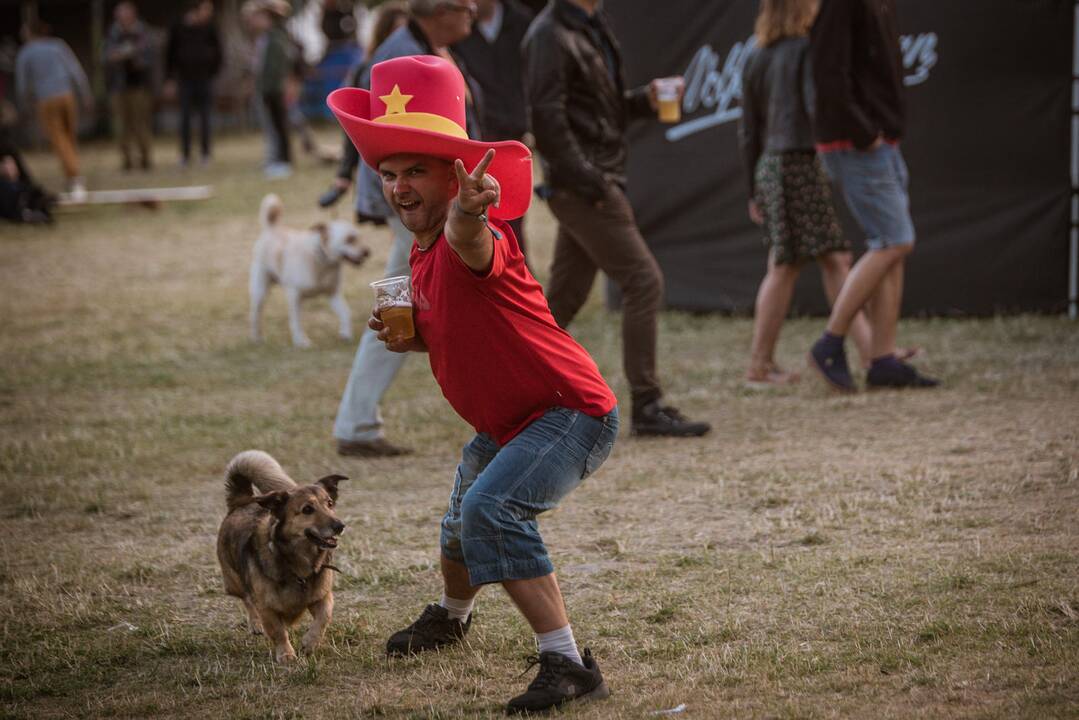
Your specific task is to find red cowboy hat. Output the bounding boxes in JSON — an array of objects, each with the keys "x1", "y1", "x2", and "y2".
[{"x1": 327, "y1": 55, "x2": 532, "y2": 221}]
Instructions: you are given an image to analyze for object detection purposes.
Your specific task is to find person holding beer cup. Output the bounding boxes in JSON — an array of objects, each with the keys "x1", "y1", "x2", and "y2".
[
  {"x1": 329, "y1": 55, "x2": 620, "y2": 714},
  {"x1": 523, "y1": 0, "x2": 710, "y2": 438}
]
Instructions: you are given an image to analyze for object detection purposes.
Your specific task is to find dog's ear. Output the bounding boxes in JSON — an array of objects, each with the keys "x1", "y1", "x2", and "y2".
[
  {"x1": 255, "y1": 490, "x2": 289, "y2": 516},
  {"x1": 311, "y1": 222, "x2": 329, "y2": 248},
  {"x1": 316, "y1": 474, "x2": 348, "y2": 502}
]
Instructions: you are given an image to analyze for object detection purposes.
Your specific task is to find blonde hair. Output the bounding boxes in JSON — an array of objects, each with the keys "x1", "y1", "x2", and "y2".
[{"x1": 754, "y1": 0, "x2": 818, "y2": 48}]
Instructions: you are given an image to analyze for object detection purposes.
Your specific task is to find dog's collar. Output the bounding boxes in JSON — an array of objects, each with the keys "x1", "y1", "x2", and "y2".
[
  {"x1": 294, "y1": 563, "x2": 344, "y2": 589},
  {"x1": 266, "y1": 529, "x2": 344, "y2": 588}
]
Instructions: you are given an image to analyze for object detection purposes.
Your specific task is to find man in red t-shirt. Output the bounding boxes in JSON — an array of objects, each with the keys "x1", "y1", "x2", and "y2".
[{"x1": 330, "y1": 55, "x2": 619, "y2": 715}]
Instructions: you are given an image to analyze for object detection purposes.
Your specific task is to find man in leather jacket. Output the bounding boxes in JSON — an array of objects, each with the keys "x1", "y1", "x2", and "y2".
[{"x1": 523, "y1": 0, "x2": 711, "y2": 438}]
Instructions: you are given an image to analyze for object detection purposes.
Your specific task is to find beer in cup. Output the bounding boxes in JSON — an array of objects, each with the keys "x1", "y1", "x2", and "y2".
[
  {"x1": 370, "y1": 275, "x2": 415, "y2": 342},
  {"x1": 654, "y1": 77, "x2": 683, "y2": 124}
]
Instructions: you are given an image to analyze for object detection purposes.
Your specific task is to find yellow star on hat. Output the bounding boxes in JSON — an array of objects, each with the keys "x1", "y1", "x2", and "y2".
[{"x1": 380, "y1": 85, "x2": 413, "y2": 115}]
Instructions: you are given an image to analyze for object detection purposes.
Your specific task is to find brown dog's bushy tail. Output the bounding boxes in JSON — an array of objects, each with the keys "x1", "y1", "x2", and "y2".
[
  {"x1": 225, "y1": 450, "x2": 296, "y2": 511},
  {"x1": 260, "y1": 194, "x2": 283, "y2": 229}
]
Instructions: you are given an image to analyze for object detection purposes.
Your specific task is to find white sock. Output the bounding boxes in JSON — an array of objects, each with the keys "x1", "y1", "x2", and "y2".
[
  {"x1": 439, "y1": 593, "x2": 474, "y2": 622},
  {"x1": 536, "y1": 624, "x2": 582, "y2": 666}
]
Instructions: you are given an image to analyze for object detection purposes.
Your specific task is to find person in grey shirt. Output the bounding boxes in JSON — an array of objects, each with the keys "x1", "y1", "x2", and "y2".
[
  {"x1": 15, "y1": 19, "x2": 92, "y2": 198},
  {"x1": 332, "y1": 0, "x2": 479, "y2": 458}
]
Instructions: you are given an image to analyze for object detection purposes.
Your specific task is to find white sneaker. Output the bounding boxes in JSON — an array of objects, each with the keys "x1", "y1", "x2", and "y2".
[{"x1": 68, "y1": 179, "x2": 88, "y2": 203}]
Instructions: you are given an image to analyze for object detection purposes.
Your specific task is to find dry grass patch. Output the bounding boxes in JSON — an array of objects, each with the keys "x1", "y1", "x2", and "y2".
[{"x1": 1, "y1": 133, "x2": 1077, "y2": 719}]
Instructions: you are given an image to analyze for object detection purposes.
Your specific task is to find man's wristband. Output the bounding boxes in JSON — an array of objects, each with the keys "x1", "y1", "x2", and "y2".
[
  {"x1": 453, "y1": 200, "x2": 487, "y2": 220},
  {"x1": 452, "y1": 200, "x2": 501, "y2": 239}
]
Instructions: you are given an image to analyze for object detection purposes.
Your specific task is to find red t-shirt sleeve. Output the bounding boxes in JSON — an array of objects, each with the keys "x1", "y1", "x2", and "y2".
[{"x1": 443, "y1": 223, "x2": 509, "y2": 281}]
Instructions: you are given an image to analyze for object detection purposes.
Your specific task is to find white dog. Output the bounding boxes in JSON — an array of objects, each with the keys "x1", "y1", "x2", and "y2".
[{"x1": 250, "y1": 194, "x2": 369, "y2": 348}]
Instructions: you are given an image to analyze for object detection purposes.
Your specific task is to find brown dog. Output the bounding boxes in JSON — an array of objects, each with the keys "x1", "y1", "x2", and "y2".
[{"x1": 217, "y1": 450, "x2": 347, "y2": 662}]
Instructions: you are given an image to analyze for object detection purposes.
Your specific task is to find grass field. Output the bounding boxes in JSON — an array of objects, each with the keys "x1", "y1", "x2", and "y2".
[{"x1": 2, "y1": 131, "x2": 1078, "y2": 719}]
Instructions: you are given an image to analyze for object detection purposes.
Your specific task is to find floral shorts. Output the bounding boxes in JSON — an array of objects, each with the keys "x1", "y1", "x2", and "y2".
[{"x1": 754, "y1": 151, "x2": 848, "y2": 266}]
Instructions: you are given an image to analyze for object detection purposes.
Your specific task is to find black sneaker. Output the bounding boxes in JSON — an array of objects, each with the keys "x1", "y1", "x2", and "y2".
[
  {"x1": 631, "y1": 401, "x2": 711, "y2": 437},
  {"x1": 506, "y1": 649, "x2": 610, "y2": 715},
  {"x1": 866, "y1": 360, "x2": 939, "y2": 389},
  {"x1": 807, "y1": 338, "x2": 855, "y2": 392},
  {"x1": 385, "y1": 604, "x2": 470, "y2": 657}
]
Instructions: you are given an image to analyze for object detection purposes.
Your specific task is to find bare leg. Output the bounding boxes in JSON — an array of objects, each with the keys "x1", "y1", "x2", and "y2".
[
  {"x1": 818, "y1": 252, "x2": 873, "y2": 368},
  {"x1": 242, "y1": 597, "x2": 264, "y2": 635},
  {"x1": 301, "y1": 594, "x2": 334, "y2": 654},
  {"x1": 867, "y1": 258, "x2": 905, "y2": 359},
  {"x1": 502, "y1": 573, "x2": 569, "y2": 635},
  {"x1": 748, "y1": 253, "x2": 801, "y2": 379},
  {"x1": 825, "y1": 244, "x2": 912, "y2": 336},
  {"x1": 441, "y1": 554, "x2": 481, "y2": 602},
  {"x1": 260, "y1": 610, "x2": 296, "y2": 663}
]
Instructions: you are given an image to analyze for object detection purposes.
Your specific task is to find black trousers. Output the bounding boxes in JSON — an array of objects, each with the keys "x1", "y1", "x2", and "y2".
[
  {"x1": 261, "y1": 91, "x2": 291, "y2": 165},
  {"x1": 179, "y1": 79, "x2": 213, "y2": 161}
]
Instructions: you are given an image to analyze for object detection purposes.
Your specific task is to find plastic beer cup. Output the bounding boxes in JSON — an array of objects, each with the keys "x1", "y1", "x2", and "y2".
[
  {"x1": 655, "y1": 77, "x2": 683, "y2": 124},
  {"x1": 370, "y1": 275, "x2": 415, "y2": 342}
]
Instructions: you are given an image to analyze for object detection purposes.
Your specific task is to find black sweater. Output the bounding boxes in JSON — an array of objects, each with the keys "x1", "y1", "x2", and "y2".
[
  {"x1": 809, "y1": 0, "x2": 904, "y2": 149},
  {"x1": 452, "y1": 1, "x2": 534, "y2": 141},
  {"x1": 165, "y1": 20, "x2": 222, "y2": 82}
]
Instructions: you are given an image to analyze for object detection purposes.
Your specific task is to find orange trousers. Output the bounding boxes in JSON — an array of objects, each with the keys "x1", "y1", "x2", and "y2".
[{"x1": 38, "y1": 93, "x2": 81, "y2": 179}]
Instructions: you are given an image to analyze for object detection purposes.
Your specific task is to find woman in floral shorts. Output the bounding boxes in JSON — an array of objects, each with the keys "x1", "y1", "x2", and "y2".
[{"x1": 738, "y1": 0, "x2": 876, "y2": 387}]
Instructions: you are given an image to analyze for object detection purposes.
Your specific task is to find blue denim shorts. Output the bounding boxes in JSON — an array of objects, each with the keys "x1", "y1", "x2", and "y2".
[
  {"x1": 440, "y1": 406, "x2": 619, "y2": 586},
  {"x1": 821, "y1": 143, "x2": 915, "y2": 251}
]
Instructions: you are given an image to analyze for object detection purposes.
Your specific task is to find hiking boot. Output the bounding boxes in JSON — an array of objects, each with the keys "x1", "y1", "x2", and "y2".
[
  {"x1": 866, "y1": 360, "x2": 939, "y2": 389},
  {"x1": 506, "y1": 649, "x2": 610, "y2": 715},
  {"x1": 386, "y1": 604, "x2": 470, "y2": 657},
  {"x1": 337, "y1": 437, "x2": 412, "y2": 458},
  {"x1": 808, "y1": 337, "x2": 855, "y2": 392},
  {"x1": 631, "y1": 401, "x2": 710, "y2": 437}
]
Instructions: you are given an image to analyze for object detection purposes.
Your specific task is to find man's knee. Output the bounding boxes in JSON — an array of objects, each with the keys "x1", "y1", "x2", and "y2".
[
  {"x1": 893, "y1": 239, "x2": 915, "y2": 257},
  {"x1": 621, "y1": 259, "x2": 664, "y2": 310},
  {"x1": 459, "y1": 491, "x2": 504, "y2": 541},
  {"x1": 871, "y1": 240, "x2": 914, "y2": 261}
]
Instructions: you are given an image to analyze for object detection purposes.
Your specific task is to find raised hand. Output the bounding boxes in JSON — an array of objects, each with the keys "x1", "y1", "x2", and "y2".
[{"x1": 453, "y1": 149, "x2": 501, "y2": 216}]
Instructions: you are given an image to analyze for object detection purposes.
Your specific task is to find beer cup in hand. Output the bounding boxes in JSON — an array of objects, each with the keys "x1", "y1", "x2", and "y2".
[
  {"x1": 370, "y1": 275, "x2": 414, "y2": 342},
  {"x1": 653, "y1": 77, "x2": 684, "y2": 124}
]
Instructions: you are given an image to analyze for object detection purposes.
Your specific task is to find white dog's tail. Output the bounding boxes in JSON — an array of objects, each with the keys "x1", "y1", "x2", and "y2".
[
  {"x1": 225, "y1": 450, "x2": 296, "y2": 510},
  {"x1": 259, "y1": 194, "x2": 283, "y2": 229}
]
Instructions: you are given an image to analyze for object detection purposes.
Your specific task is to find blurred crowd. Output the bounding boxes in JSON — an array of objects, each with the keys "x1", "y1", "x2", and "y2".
[
  {"x1": 1, "y1": 0, "x2": 387, "y2": 217},
  {"x1": 0, "y1": 0, "x2": 556, "y2": 222},
  {"x1": 4, "y1": 0, "x2": 934, "y2": 403}
]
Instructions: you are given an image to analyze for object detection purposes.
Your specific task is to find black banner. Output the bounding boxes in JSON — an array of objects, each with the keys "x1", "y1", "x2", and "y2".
[{"x1": 605, "y1": 0, "x2": 1072, "y2": 315}]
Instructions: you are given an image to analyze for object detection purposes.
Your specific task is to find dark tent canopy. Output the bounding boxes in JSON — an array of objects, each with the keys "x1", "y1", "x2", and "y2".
[{"x1": 606, "y1": 0, "x2": 1073, "y2": 316}]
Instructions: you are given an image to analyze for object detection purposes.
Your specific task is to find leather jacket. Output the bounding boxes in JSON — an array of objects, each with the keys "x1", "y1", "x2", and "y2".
[
  {"x1": 522, "y1": 0, "x2": 652, "y2": 202},
  {"x1": 738, "y1": 36, "x2": 817, "y2": 196}
]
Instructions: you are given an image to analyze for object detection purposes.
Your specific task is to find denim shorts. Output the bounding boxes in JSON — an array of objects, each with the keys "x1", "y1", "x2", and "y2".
[
  {"x1": 440, "y1": 406, "x2": 619, "y2": 586},
  {"x1": 820, "y1": 143, "x2": 915, "y2": 250}
]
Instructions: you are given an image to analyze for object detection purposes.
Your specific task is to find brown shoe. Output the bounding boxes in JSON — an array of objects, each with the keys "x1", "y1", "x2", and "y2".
[{"x1": 336, "y1": 437, "x2": 412, "y2": 457}]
